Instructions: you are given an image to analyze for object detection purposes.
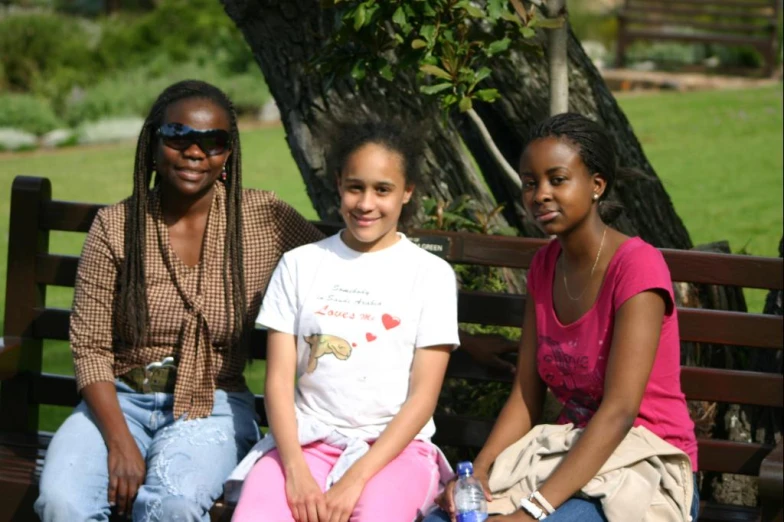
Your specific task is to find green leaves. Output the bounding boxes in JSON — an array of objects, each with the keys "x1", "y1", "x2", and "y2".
[
  {"x1": 455, "y1": 0, "x2": 485, "y2": 19},
  {"x1": 486, "y1": 37, "x2": 511, "y2": 56},
  {"x1": 420, "y1": 64, "x2": 452, "y2": 80},
  {"x1": 319, "y1": 0, "x2": 545, "y2": 114},
  {"x1": 475, "y1": 88, "x2": 500, "y2": 102},
  {"x1": 534, "y1": 14, "x2": 566, "y2": 29},
  {"x1": 420, "y1": 82, "x2": 453, "y2": 95},
  {"x1": 353, "y1": 4, "x2": 366, "y2": 30},
  {"x1": 520, "y1": 26, "x2": 535, "y2": 39},
  {"x1": 487, "y1": 0, "x2": 507, "y2": 20},
  {"x1": 392, "y1": 6, "x2": 407, "y2": 27}
]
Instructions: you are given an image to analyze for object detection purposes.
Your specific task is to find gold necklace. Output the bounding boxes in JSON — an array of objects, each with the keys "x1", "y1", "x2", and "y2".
[{"x1": 562, "y1": 226, "x2": 607, "y2": 302}]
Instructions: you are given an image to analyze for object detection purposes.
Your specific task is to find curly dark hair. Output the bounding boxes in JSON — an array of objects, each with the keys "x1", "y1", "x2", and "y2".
[
  {"x1": 327, "y1": 118, "x2": 424, "y2": 226},
  {"x1": 118, "y1": 79, "x2": 247, "y2": 349}
]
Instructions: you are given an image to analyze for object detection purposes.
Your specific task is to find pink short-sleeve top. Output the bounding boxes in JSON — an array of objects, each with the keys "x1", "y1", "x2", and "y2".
[{"x1": 527, "y1": 237, "x2": 698, "y2": 470}]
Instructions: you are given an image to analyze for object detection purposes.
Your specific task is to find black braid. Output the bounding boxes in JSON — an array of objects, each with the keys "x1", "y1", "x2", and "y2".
[
  {"x1": 118, "y1": 80, "x2": 247, "y2": 350},
  {"x1": 522, "y1": 112, "x2": 643, "y2": 223}
]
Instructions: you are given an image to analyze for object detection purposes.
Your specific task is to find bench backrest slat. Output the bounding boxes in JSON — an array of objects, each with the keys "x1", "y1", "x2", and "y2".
[
  {"x1": 29, "y1": 345, "x2": 783, "y2": 411},
  {"x1": 458, "y1": 292, "x2": 783, "y2": 348},
  {"x1": 698, "y1": 439, "x2": 777, "y2": 475},
  {"x1": 432, "y1": 413, "x2": 777, "y2": 475},
  {"x1": 620, "y1": 14, "x2": 775, "y2": 34},
  {"x1": 681, "y1": 367, "x2": 784, "y2": 407},
  {"x1": 445, "y1": 347, "x2": 784, "y2": 408},
  {"x1": 629, "y1": 0, "x2": 775, "y2": 8},
  {"x1": 37, "y1": 201, "x2": 784, "y2": 290},
  {"x1": 41, "y1": 200, "x2": 102, "y2": 233},
  {"x1": 625, "y1": 0, "x2": 777, "y2": 20},
  {"x1": 35, "y1": 255, "x2": 79, "y2": 288},
  {"x1": 34, "y1": 294, "x2": 784, "y2": 349}
]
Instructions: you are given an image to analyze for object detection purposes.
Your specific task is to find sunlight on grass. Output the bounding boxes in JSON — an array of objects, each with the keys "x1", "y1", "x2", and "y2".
[{"x1": 617, "y1": 86, "x2": 783, "y2": 311}]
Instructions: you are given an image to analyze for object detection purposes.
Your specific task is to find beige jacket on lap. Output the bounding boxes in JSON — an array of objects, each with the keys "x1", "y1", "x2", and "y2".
[{"x1": 486, "y1": 424, "x2": 694, "y2": 522}]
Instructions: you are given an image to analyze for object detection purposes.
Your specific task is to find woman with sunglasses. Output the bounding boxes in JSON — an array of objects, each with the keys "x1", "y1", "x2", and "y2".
[{"x1": 34, "y1": 80, "x2": 323, "y2": 522}]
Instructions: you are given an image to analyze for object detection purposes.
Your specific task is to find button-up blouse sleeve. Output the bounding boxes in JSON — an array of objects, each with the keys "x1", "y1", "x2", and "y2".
[{"x1": 71, "y1": 207, "x2": 122, "y2": 391}]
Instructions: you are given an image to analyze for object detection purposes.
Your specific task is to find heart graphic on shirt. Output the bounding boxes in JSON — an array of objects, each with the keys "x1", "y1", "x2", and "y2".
[
  {"x1": 381, "y1": 314, "x2": 401, "y2": 330},
  {"x1": 366, "y1": 333, "x2": 377, "y2": 342}
]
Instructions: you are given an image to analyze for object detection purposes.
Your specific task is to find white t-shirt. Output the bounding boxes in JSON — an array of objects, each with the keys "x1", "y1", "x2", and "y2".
[{"x1": 256, "y1": 232, "x2": 460, "y2": 440}]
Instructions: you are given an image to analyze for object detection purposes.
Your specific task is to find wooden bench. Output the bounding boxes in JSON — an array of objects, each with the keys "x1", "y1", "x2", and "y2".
[
  {"x1": 616, "y1": 0, "x2": 781, "y2": 76},
  {"x1": 1, "y1": 175, "x2": 782, "y2": 522}
]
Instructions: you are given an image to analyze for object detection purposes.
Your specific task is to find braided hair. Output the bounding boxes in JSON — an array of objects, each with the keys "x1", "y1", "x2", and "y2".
[
  {"x1": 118, "y1": 79, "x2": 247, "y2": 350},
  {"x1": 522, "y1": 112, "x2": 640, "y2": 223}
]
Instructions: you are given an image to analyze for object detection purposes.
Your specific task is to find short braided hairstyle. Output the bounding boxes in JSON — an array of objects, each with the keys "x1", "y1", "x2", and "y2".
[
  {"x1": 118, "y1": 79, "x2": 247, "y2": 350},
  {"x1": 522, "y1": 112, "x2": 640, "y2": 223}
]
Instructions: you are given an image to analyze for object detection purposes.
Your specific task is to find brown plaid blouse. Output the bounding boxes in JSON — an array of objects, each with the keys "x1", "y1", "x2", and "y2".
[{"x1": 70, "y1": 182, "x2": 324, "y2": 419}]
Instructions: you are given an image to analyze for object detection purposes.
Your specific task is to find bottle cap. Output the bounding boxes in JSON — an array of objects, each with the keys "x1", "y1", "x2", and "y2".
[{"x1": 456, "y1": 461, "x2": 473, "y2": 476}]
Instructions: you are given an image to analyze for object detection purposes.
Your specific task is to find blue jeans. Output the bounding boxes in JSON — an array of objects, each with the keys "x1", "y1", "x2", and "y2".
[
  {"x1": 34, "y1": 381, "x2": 260, "y2": 522},
  {"x1": 423, "y1": 474, "x2": 700, "y2": 522}
]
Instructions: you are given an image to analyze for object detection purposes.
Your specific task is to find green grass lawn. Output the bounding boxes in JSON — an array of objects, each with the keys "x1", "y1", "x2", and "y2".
[
  {"x1": 0, "y1": 86, "x2": 781, "y2": 431},
  {"x1": 618, "y1": 86, "x2": 783, "y2": 310}
]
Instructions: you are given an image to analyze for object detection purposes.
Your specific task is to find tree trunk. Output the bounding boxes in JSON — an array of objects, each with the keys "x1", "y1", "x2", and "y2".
[
  {"x1": 220, "y1": 0, "x2": 693, "y2": 250},
  {"x1": 220, "y1": 0, "x2": 502, "y2": 228},
  {"x1": 456, "y1": 28, "x2": 693, "y2": 248}
]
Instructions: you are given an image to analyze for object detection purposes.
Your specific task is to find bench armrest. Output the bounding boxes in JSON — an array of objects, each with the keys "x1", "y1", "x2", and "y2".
[
  {"x1": 0, "y1": 336, "x2": 23, "y2": 380},
  {"x1": 759, "y1": 439, "x2": 783, "y2": 521}
]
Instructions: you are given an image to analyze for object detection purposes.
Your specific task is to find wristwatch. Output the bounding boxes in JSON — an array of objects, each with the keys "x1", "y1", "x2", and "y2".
[{"x1": 519, "y1": 497, "x2": 548, "y2": 520}]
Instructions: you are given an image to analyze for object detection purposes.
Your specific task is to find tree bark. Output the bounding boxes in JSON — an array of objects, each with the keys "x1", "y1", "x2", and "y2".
[
  {"x1": 456, "y1": 28, "x2": 693, "y2": 248},
  {"x1": 221, "y1": 0, "x2": 693, "y2": 250},
  {"x1": 220, "y1": 0, "x2": 502, "y2": 228}
]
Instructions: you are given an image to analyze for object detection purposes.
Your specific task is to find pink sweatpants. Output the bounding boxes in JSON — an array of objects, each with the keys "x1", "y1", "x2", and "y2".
[{"x1": 232, "y1": 440, "x2": 440, "y2": 522}]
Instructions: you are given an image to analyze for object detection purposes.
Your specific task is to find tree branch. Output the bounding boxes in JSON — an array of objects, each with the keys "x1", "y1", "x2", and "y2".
[
  {"x1": 466, "y1": 108, "x2": 521, "y2": 189},
  {"x1": 547, "y1": 0, "x2": 569, "y2": 115}
]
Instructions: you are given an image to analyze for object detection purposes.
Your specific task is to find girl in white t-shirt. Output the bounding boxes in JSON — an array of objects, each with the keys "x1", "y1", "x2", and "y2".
[{"x1": 231, "y1": 120, "x2": 460, "y2": 522}]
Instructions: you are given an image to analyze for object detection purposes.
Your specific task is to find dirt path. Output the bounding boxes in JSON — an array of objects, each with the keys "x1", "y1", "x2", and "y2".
[{"x1": 603, "y1": 68, "x2": 781, "y2": 94}]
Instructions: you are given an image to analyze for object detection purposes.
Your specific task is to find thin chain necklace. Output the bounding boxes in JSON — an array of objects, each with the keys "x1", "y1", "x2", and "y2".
[{"x1": 561, "y1": 226, "x2": 607, "y2": 301}]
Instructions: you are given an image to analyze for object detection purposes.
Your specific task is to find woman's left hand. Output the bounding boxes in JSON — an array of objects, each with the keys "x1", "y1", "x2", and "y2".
[{"x1": 323, "y1": 473, "x2": 366, "y2": 522}]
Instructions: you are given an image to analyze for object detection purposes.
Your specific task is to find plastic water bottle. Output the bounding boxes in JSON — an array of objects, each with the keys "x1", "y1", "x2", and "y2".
[{"x1": 454, "y1": 461, "x2": 488, "y2": 522}]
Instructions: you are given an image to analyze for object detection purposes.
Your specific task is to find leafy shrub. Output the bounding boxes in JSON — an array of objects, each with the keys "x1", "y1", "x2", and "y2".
[
  {"x1": 626, "y1": 41, "x2": 708, "y2": 66},
  {"x1": 0, "y1": 12, "x2": 100, "y2": 97},
  {"x1": 568, "y1": 4, "x2": 619, "y2": 51},
  {"x1": 0, "y1": 93, "x2": 64, "y2": 135},
  {"x1": 709, "y1": 45, "x2": 764, "y2": 69},
  {"x1": 63, "y1": 60, "x2": 270, "y2": 126},
  {"x1": 97, "y1": 0, "x2": 256, "y2": 74}
]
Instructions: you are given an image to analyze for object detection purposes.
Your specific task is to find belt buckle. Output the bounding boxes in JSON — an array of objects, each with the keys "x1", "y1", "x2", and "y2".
[{"x1": 143, "y1": 356, "x2": 176, "y2": 393}]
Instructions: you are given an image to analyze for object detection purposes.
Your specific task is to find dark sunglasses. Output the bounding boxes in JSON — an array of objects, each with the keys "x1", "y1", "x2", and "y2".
[{"x1": 157, "y1": 123, "x2": 231, "y2": 156}]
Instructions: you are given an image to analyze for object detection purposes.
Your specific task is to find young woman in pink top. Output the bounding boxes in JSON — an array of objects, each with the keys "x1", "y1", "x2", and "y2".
[{"x1": 428, "y1": 113, "x2": 698, "y2": 522}]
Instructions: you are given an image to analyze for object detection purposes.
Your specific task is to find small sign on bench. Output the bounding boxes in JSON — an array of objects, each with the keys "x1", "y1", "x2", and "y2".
[{"x1": 410, "y1": 235, "x2": 451, "y2": 259}]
